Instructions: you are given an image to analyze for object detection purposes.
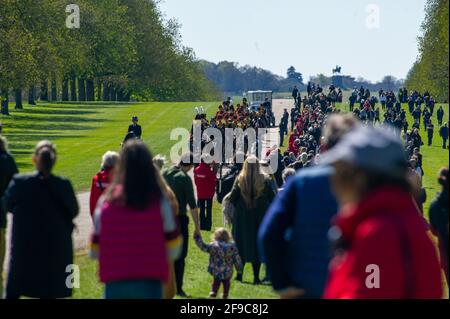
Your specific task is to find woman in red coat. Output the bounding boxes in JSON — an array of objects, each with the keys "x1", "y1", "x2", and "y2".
[
  {"x1": 194, "y1": 156, "x2": 217, "y2": 231},
  {"x1": 321, "y1": 125, "x2": 443, "y2": 299},
  {"x1": 89, "y1": 151, "x2": 119, "y2": 217}
]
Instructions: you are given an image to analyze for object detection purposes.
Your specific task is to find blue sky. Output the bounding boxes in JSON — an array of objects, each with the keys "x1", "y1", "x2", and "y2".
[{"x1": 159, "y1": 0, "x2": 427, "y2": 82}]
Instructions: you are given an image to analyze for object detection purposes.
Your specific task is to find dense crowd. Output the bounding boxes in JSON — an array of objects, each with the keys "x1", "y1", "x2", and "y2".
[{"x1": 0, "y1": 85, "x2": 448, "y2": 299}]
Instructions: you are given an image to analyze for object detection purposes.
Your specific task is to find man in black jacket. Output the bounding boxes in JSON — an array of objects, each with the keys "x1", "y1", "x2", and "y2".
[
  {"x1": 0, "y1": 136, "x2": 18, "y2": 297},
  {"x1": 440, "y1": 123, "x2": 449, "y2": 149},
  {"x1": 292, "y1": 86, "x2": 299, "y2": 104},
  {"x1": 127, "y1": 116, "x2": 142, "y2": 139}
]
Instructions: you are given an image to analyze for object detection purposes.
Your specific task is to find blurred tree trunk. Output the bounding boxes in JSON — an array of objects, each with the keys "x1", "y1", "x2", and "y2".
[
  {"x1": 51, "y1": 79, "x2": 57, "y2": 101},
  {"x1": 110, "y1": 86, "x2": 117, "y2": 101},
  {"x1": 40, "y1": 81, "x2": 48, "y2": 101},
  {"x1": 70, "y1": 76, "x2": 77, "y2": 101},
  {"x1": 14, "y1": 89, "x2": 23, "y2": 109},
  {"x1": 62, "y1": 78, "x2": 69, "y2": 101},
  {"x1": 103, "y1": 81, "x2": 110, "y2": 101},
  {"x1": 96, "y1": 79, "x2": 102, "y2": 101},
  {"x1": 86, "y1": 78, "x2": 95, "y2": 101},
  {"x1": 117, "y1": 88, "x2": 124, "y2": 101},
  {"x1": 78, "y1": 78, "x2": 86, "y2": 101},
  {"x1": 1, "y1": 89, "x2": 9, "y2": 115},
  {"x1": 28, "y1": 86, "x2": 36, "y2": 105}
]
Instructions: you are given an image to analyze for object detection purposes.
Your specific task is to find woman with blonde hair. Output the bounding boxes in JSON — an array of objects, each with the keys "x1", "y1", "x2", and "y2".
[{"x1": 229, "y1": 155, "x2": 276, "y2": 284}]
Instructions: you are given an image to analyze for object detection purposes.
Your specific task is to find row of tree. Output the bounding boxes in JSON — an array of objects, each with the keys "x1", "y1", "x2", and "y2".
[
  {"x1": 405, "y1": 0, "x2": 449, "y2": 102},
  {"x1": 200, "y1": 61, "x2": 305, "y2": 94},
  {"x1": 0, "y1": 0, "x2": 219, "y2": 115},
  {"x1": 200, "y1": 60, "x2": 407, "y2": 95}
]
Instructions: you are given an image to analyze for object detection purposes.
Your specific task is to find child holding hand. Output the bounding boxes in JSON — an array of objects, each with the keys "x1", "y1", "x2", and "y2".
[{"x1": 194, "y1": 228, "x2": 243, "y2": 299}]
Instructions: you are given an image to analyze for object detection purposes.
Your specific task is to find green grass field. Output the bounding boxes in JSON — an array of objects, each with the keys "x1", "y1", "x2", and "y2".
[{"x1": 1, "y1": 100, "x2": 448, "y2": 298}]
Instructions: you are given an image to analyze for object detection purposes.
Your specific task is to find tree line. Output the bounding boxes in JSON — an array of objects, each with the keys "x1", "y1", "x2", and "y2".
[
  {"x1": 405, "y1": 0, "x2": 449, "y2": 102},
  {"x1": 0, "y1": 0, "x2": 219, "y2": 115},
  {"x1": 199, "y1": 61, "x2": 305, "y2": 94},
  {"x1": 200, "y1": 60, "x2": 407, "y2": 95},
  {"x1": 309, "y1": 74, "x2": 404, "y2": 93}
]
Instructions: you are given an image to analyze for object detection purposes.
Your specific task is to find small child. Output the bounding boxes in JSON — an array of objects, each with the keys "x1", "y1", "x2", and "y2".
[{"x1": 194, "y1": 228, "x2": 243, "y2": 299}]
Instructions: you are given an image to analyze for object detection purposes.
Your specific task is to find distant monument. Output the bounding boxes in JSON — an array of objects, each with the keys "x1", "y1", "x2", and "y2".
[{"x1": 332, "y1": 65, "x2": 343, "y2": 88}]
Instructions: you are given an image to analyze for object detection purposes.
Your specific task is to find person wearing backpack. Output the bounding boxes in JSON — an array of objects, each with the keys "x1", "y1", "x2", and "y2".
[{"x1": 89, "y1": 151, "x2": 119, "y2": 217}]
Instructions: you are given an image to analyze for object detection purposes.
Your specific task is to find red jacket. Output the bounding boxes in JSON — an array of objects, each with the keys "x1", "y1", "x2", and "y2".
[
  {"x1": 324, "y1": 187, "x2": 443, "y2": 299},
  {"x1": 194, "y1": 163, "x2": 216, "y2": 200},
  {"x1": 89, "y1": 168, "x2": 113, "y2": 217}
]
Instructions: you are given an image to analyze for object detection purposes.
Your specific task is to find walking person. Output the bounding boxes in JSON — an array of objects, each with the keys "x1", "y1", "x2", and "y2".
[
  {"x1": 163, "y1": 152, "x2": 200, "y2": 297},
  {"x1": 194, "y1": 228, "x2": 243, "y2": 299},
  {"x1": 2, "y1": 141, "x2": 79, "y2": 299},
  {"x1": 228, "y1": 156, "x2": 276, "y2": 285},
  {"x1": 292, "y1": 86, "x2": 299, "y2": 105},
  {"x1": 90, "y1": 140, "x2": 182, "y2": 299},
  {"x1": 89, "y1": 151, "x2": 119, "y2": 217},
  {"x1": 437, "y1": 106, "x2": 444, "y2": 126},
  {"x1": 429, "y1": 167, "x2": 449, "y2": 289},
  {"x1": 439, "y1": 123, "x2": 449, "y2": 149},
  {"x1": 321, "y1": 126, "x2": 442, "y2": 298},
  {"x1": 194, "y1": 155, "x2": 217, "y2": 231},
  {"x1": 127, "y1": 116, "x2": 142, "y2": 139},
  {"x1": 0, "y1": 136, "x2": 18, "y2": 297},
  {"x1": 427, "y1": 121, "x2": 434, "y2": 146}
]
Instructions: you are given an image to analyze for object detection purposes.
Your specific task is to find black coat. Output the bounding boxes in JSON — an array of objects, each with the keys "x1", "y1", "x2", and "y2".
[
  {"x1": 0, "y1": 151, "x2": 18, "y2": 228},
  {"x1": 127, "y1": 124, "x2": 142, "y2": 138},
  {"x1": 2, "y1": 172, "x2": 79, "y2": 298}
]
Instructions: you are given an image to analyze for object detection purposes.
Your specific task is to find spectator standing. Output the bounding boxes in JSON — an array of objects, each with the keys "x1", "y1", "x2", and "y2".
[
  {"x1": 89, "y1": 151, "x2": 119, "y2": 217},
  {"x1": 194, "y1": 156, "x2": 217, "y2": 231},
  {"x1": 0, "y1": 136, "x2": 18, "y2": 297},
  {"x1": 2, "y1": 141, "x2": 79, "y2": 299},
  {"x1": 163, "y1": 152, "x2": 200, "y2": 297},
  {"x1": 429, "y1": 167, "x2": 449, "y2": 289},
  {"x1": 90, "y1": 140, "x2": 181, "y2": 299},
  {"x1": 229, "y1": 156, "x2": 275, "y2": 285}
]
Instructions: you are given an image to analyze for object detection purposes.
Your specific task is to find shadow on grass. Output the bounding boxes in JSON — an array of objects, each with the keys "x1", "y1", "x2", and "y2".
[
  {"x1": 7, "y1": 122, "x2": 96, "y2": 131},
  {"x1": 15, "y1": 108, "x2": 99, "y2": 116},
  {"x1": 10, "y1": 114, "x2": 107, "y2": 123},
  {"x1": 6, "y1": 133, "x2": 86, "y2": 143}
]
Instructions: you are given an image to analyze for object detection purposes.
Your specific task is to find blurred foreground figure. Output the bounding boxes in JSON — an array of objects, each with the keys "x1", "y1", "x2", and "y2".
[
  {"x1": 90, "y1": 140, "x2": 181, "y2": 299},
  {"x1": 429, "y1": 167, "x2": 449, "y2": 288},
  {"x1": 259, "y1": 114, "x2": 357, "y2": 299},
  {"x1": 2, "y1": 141, "x2": 79, "y2": 299},
  {"x1": 0, "y1": 136, "x2": 18, "y2": 298},
  {"x1": 321, "y1": 125, "x2": 442, "y2": 299}
]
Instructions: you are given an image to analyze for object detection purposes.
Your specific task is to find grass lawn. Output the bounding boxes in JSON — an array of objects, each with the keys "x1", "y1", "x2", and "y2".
[{"x1": 1, "y1": 100, "x2": 448, "y2": 298}]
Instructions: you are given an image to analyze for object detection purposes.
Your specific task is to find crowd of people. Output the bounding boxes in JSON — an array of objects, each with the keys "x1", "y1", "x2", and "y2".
[{"x1": 0, "y1": 84, "x2": 448, "y2": 299}]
